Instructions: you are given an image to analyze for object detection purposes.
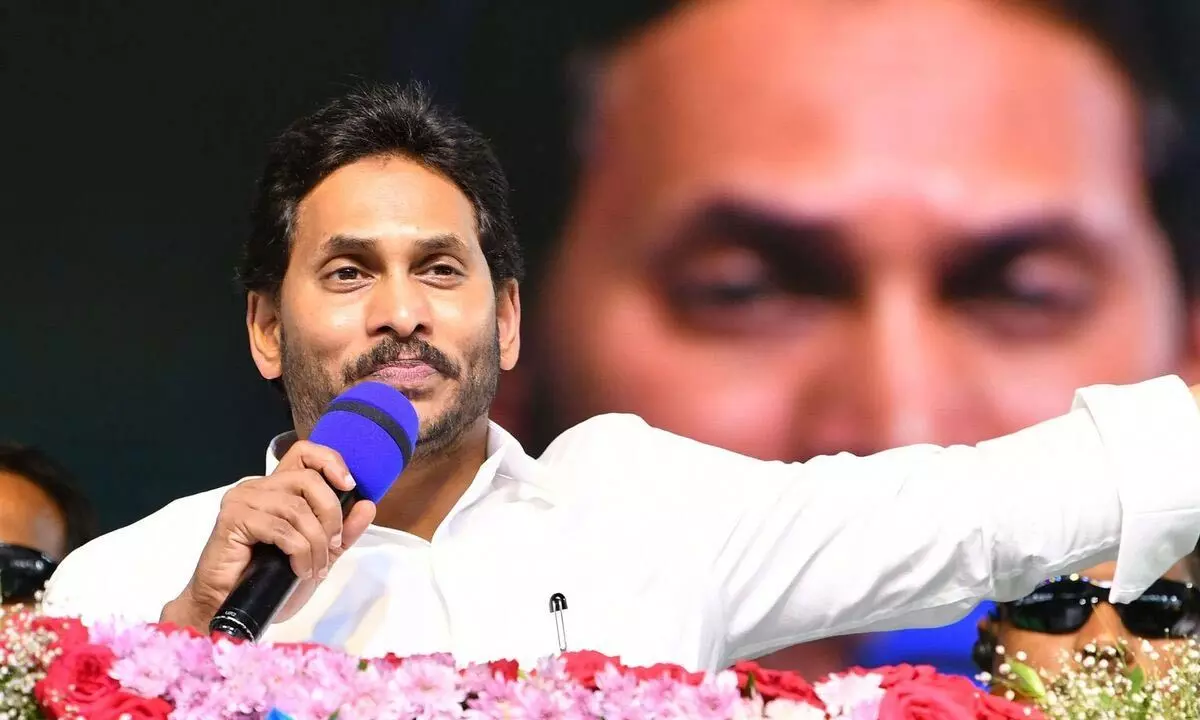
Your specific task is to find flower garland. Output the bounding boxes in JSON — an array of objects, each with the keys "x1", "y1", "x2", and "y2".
[{"x1": 0, "y1": 608, "x2": 1036, "y2": 720}]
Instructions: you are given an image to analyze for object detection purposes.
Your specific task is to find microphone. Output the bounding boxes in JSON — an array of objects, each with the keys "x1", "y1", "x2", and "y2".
[{"x1": 208, "y1": 381, "x2": 419, "y2": 641}]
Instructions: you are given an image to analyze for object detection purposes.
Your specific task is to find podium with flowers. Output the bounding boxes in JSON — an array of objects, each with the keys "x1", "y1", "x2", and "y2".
[{"x1": 6, "y1": 608, "x2": 1191, "y2": 719}]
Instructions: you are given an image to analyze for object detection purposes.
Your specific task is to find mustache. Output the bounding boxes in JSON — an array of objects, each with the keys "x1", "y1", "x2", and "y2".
[{"x1": 343, "y1": 337, "x2": 460, "y2": 384}]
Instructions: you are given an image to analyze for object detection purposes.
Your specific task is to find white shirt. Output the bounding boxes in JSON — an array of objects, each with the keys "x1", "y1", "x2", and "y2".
[{"x1": 44, "y1": 376, "x2": 1200, "y2": 672}]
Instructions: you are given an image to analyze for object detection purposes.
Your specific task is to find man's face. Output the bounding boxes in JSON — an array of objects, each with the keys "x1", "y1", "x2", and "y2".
[
  {"x1": 0, "y1": 469, "x2": 66, "y2": 607},
  {"x1": 990, "y1": 561, "x2": 1196, "y2": 680},
  {"x1": 540, "y1": 0, "x2": 1192, "y2": 460},
  {"x1": 247, "y1": 156, "x2": 521, "y2": 456},
  {"x1": 0, "y1": 471, "x2": 66, "y2": 560}
]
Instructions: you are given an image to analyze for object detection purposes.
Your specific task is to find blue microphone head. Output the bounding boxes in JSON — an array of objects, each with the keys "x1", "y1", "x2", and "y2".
[{"x1": 308, "y1": 382, "x2": 420, "y2": 503}]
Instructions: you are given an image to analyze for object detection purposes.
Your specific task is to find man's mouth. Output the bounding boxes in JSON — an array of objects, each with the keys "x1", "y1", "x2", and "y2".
[{"x1": 367, "y1": 360, "x2": 439, "y2": 385}]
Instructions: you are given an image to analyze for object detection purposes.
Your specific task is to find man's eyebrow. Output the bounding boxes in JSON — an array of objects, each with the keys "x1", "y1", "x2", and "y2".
[
  {"x1": 956, "y1": 215, "x2": 1092, "y2": 250},
  {"x1": 317, "y1": 233, "x2": 471, "y2": 258},
  {"x1": 411, "y1": 233, "x2": 471, "y2": 255},
  {"x1": 319, "y1": 234, "x2": 378, "y2": 258}
]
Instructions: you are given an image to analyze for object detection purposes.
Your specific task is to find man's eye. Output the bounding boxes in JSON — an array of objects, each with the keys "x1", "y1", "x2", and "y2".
[
  {"x1": 666, "y1": 252, "x2": 828, "y2": 336},
  {"x1": 332, "y1": 267, "x2": 362, "y2": 281},
  {"x1": 946, "y1": 251, "x2": 1096, "y2": 340},
  {"x1": 429, "y1": 264, "x2": 461, "y2": 277}
]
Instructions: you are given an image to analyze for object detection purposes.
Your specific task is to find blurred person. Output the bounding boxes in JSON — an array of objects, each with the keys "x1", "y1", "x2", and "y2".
[
  {"x1": 38, "y1": 83, "x2": 1200, "y2": 671},
  {"x1": 974, "y1": 553, "x2": 1200, "y2": 688},
  {"x1": 456, "y1": 0, "x2": 1200, "y2": 676},
  {"x1": 0, "y1": 443, "x2": 98, "y2": 606}
]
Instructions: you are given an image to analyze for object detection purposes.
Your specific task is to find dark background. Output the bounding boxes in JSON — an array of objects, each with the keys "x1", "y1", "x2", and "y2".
[{"x1": 2, "y1": 2, "x2": 484, "y2": 529}]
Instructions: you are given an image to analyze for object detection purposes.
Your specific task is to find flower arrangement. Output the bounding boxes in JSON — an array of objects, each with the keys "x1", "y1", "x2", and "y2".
[
  {"x1": 987, "y1": 638, "x2": 1200, "y2": 719},
  {"x1": 0, "y1": 608, "x2": 1037, "y2": 720}
]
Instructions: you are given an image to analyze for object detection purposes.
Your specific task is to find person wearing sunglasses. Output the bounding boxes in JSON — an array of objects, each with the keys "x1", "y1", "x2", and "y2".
[
  {"x1": 975, "y1": 554, "x2": 1200, "y2": 679},
  {"x1": 0, "y1": 443, "x2": 98, "y2": 606}
]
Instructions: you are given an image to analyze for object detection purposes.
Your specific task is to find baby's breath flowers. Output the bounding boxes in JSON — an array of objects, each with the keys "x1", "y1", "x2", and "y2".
[
  {"x1": 985, "y1": 638, "x2": 1200, "y2": 719},
  {"x1": 0, "y1": 597, "x2": 60, "y2": 720}
]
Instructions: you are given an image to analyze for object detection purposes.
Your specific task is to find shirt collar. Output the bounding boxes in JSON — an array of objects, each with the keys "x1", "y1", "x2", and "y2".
[{"x1": 263, "y1": 420, "x2": 558, "y2": 506}]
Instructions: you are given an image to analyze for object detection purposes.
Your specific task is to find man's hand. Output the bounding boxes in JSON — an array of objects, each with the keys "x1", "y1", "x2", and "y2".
[{"x1": 160, "y1": 441, "x2": 377, "y2": 632}]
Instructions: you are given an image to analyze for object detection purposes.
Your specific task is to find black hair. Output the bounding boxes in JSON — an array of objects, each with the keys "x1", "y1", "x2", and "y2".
[
  {"x1": 0, "y1": 442, "x2": 99, "y2": 555},
  {"x1": 237, "y1": 81, "x2": 523, "y2": 298}
]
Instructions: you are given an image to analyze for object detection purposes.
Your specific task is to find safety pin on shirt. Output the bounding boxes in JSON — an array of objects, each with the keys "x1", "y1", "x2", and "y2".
[{"x1": 549, "y1": 593, "x2": 568, "y2": 652}]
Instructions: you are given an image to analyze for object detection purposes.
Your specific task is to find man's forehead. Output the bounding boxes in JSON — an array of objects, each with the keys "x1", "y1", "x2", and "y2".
[
  {"x1": 291, "y1": 156, "x2": 481, "y2": 257},
  {"x1": 583, "y1": 0, "x2": 1142, "y2": 233}
]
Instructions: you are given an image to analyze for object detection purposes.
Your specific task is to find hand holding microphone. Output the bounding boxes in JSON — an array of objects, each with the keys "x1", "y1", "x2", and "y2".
[{"x1": 160, "y1": 382, "x2": 418, "y2": 639}]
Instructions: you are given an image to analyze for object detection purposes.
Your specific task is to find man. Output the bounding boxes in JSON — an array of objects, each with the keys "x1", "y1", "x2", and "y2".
[
  {"x1": 42, "y1": 82, "x2": 1200, "y2": 672},
  {"x1": 453, "y1": 0, "x2": 1200, "y2": 675},
  {"x1": 0, "y1": 443, "x2": 97, "y2": 605}
]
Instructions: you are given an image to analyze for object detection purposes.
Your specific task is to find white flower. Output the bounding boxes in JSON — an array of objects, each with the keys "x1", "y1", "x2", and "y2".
[
  {"x1": 763, "y1": 698, "x2": 828, "y2": 720},
  {"x1": 816, "y1": 672, "x2": 886, "y2": 717}
]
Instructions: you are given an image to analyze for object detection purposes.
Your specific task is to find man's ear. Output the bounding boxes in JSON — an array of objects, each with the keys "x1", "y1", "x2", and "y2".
[
  {"x1": 496, "y1": 279, "x2": 522, "y2": 372},
  {"x1": 247, "y1": 290, "x2": 284, "y2": 381}
]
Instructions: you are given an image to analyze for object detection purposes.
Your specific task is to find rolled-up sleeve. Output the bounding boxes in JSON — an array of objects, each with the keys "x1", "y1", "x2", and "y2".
[
  {"x1": 1071, "y1": 377, "x2": 1200, "y2": 602},
  {"x1": 628, "y1": 375, "x2": 1200, "y2": 664}
]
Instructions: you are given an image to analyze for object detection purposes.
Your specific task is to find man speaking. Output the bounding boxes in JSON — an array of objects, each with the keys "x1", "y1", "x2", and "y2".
[{"x1": 44, "y1": 82, "x2": 1200, "y2": 672}]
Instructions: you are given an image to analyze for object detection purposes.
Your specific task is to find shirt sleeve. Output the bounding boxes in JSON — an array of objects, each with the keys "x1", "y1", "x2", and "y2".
[
  {"x1": 42, "y1": 488, "x2": 225, "y2": 626},
  {"x1": 622, "y1": 375, "x2": 1200, "y2": 664}
]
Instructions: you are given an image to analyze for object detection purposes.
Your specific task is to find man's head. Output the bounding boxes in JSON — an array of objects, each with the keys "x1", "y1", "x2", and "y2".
[
  {"x1": 478, "y1": 0, "x2": 1200, "y2": 459},
  {"x1": 239, "y1": 83, "x2": 523, "y2": 457},
  {"x1": 0, "y1": 443, "x2": 98, "y2": 604},
  {"x1": 977, "y1": 556, "x2": 1200, "y2": 682}
]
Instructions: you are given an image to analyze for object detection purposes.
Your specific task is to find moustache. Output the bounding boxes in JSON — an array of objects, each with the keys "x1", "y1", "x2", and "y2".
[{"x1": 343, "y1": 337, "x2": 460, "y2": 384}]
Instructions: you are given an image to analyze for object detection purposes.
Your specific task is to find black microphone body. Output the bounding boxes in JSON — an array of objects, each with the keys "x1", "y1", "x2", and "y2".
[{"x1": 208, "y1": 491, "x2": 360, "y2": 642}]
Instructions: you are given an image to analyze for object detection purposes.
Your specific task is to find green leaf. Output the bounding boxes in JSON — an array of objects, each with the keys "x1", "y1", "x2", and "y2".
[
  {"x1": 1008, "y1": 661, "x2": 1047, "y2": 700},
  {"x1": 1127, "y1": 665, "x2": 1146, "y2": 695}
]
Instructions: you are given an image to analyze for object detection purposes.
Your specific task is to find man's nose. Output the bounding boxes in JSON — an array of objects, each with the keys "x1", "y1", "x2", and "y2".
[
  {"x1": 1074, "y1": 604, "x2": 1134, "y2": 667},
  {"x1": 366, "y1": 274, "x2": 433, "y2": 338},
  {"x1": 798, "y1": 290, "x2": 979, "y2": 459}
]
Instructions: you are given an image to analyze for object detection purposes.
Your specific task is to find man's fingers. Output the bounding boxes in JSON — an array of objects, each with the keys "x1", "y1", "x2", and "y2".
[
  {"x1": 340, "y1": 500, "x2": 377, "y2": 552},
  {"x1": 280, "y1": 470, "x2": 346, "y2": 548},
  {"x1": 243, "y1": 489, "x2": 332, "y2": 577},
  {"x1": 277, "y1": 441, "x2": 355, "y2": 492},
  {"x1": 235, "y1": 509, "x2": 316, "y2": 579}
]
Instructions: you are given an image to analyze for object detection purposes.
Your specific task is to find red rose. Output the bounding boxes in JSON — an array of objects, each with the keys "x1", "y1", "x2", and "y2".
[
  {"x1": 757, "y1": 668, "x2": 823, "y2": 707},
  {"x1": 380, "y1": 653, "x2": 405, "y2": 667},
  {"x1": 85, "y1": 691, "x2": 172, "y2": 720},
  {"x1": 561, "y1": 650, "x2": 622, "y2": 689},
  {"x1": 627, "y1": 663, "x2": 706, "y2": 686},
  {"x1": 974, "y1": 693, "x2": 1046, "y2": 720},
  {"x1": 733, "y1": 660, "x2": 765, "y2": 694},
  {"x1": 35, "y1": 643, "x2": 120, "y2": 718},
  {"x1": 731, "y1": 661, "x2": 823, "y2": 707},
  {"x1": 487, "y1": 659, "x2": 520, "y2": 681},
  {"x1": 841, "y1": 664, "x2": 939, "y2": 688},
  {"x1": 31, "y1": 617, "x2": 89, "y2": 652},
  {"x1": 922, "y1": 674, "x2": 980, "y2": 706},
  {"x1": 878, "y1": 679, "x2": 975, "y2": 720}
]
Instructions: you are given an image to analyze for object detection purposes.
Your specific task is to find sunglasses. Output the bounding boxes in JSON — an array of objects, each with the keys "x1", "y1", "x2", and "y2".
[
  {"x1": 1000, "y1": 575, "x2": 1200, "y2": 640},
  {"x1": 0, "y1": 544, "x2": 57, "y2": 605}
]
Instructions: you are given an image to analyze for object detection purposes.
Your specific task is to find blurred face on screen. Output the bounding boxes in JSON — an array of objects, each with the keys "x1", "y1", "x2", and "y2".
[
  {"x1": 539, "y1": 0, "x2": 1193, "y2": 462},
  {"x1": 246, "y1": 156, "x2": 520, "y2": 456}
]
